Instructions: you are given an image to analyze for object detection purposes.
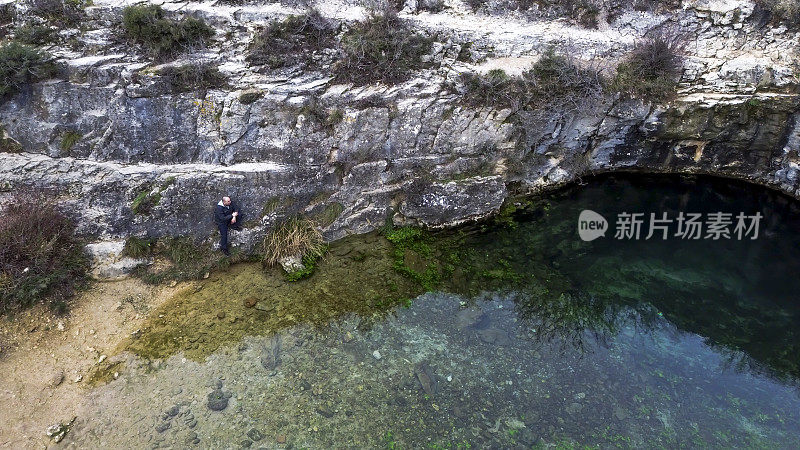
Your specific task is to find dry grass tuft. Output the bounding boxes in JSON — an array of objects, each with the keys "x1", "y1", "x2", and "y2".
[{"x1": 262, "y1": 217, "x2": 325, "y2": 266}]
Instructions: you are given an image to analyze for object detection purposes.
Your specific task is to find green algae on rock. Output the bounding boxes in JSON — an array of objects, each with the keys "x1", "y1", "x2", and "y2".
[{"x1": 120, "y1": 234, "x2": 424, "y2": 361}]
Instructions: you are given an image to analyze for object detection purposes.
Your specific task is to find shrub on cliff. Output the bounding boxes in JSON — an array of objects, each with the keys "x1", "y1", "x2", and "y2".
[
  {"x1": 459, "y1": 49, "x2": 606, "y2": 111},
  {"x1": 611, "y1": 33, "x2": 684, "y2": 102},
  {"x1": 460, "y1": 68, "x2": 522, "y2": 108},
  {"x1": 0, "y1": 41, "x2": 57, "y2": 98},
  {"x1": 416, "y1": 0, "x2": 446, "y2": 13},
  {"x1": 28, "y1": 0, "x2": 87, "y2": 28},
  {"x1": 0, "y1": 4, "x2": 12, "y2": 28},
  {"x1": 14, "y1": 24, "x2": 56, "y2": 46},
  {"x1": 334, "y1": 8, "x2": 433, "y2": 85},
  {"x1": 158, "y1": 62, "x2": 227, "y2": 93},
  {"x1": 466, "y1": 0, "x2": 600, "y2": 28},
  {"x1": 247, "y1": 9, "x2": 338, "y2": 70},
  {"x1": 121, "y1": 5, "x2": 215, "y2": 60},
  {"x1": 0, "y1": 192, "x2": 90, "y2": 314}
]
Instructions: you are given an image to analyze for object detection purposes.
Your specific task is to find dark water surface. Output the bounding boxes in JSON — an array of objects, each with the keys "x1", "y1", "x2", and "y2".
[
  {"x1": 431, "y1": 173, "x2": 800, "y2": 448},
  {"x1": 66, "y1": 174, "x2": 800, "y2": 449}
]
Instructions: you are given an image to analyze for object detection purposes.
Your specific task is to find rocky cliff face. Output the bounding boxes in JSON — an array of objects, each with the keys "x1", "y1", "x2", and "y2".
[{"x1": 0, "y1": 0, "x2": 798, "y2": 258}]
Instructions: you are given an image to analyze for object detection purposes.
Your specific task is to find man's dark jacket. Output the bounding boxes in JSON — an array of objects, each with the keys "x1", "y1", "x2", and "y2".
[{"x1": 214, "y1": 200, "x2": 239, "y2": 226}]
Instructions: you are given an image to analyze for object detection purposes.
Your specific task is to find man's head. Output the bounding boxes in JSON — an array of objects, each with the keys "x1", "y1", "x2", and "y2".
[{"x1": 222, "y1": 196, "x2": 231, "y2": 206}]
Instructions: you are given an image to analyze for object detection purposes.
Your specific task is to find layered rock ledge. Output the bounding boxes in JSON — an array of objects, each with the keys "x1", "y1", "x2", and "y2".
[{"x1": 1, "y1": 0, "x2": 798, "y2": 265}]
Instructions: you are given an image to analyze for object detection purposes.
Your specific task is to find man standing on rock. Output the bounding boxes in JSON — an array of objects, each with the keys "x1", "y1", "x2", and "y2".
[{"x1": 214, "y1": 196, "x2": 242, "y2": 256}]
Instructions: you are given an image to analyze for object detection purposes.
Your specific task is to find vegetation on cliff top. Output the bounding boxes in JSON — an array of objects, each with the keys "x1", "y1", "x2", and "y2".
[
  {"x1": 334, "y1": 8, "x2": 434, "y2": 85},
  {"x1": 157, "y1": 62, "x2": 227, "y2": 93},
  {"x1": 121, "y1": 4, "x2": 215, "y2": 60},
  {"x1": 0, "y1": 41, "x2": 57, "y2": 98},
  {"x1": 247, "y1": 9, "x2": 338, "y2": 70},
  {"x1": 459, "y1": 48, "x2": 606, "y2": 111},
  {"x1": 460, "y1": 33, "x2": 684, "y2": 110},
  {"x1": 756, "y1": 0, "x2": 800, "y2": 26},
  {"x1": 27, "y1": 0, "x2": 88, "y2": 28},
  {"x1": 611, "y1": 32, "x2": 685, "y2": 102}
]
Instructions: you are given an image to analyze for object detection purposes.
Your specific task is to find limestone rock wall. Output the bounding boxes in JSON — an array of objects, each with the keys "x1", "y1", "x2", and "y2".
[{"x1": 0, "y1": 0, "x2": 798, "y2": 252}]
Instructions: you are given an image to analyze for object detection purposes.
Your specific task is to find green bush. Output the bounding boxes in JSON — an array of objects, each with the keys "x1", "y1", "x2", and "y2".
[
  {"x1": 121, "y1": 5, "x2": 215, "y2": 60},
  {"x1": 0, "y1": 41, "x2": 57, "y2": 97},
  {"x1": 247, "y1": 9, "x2": 337, "y2": 70},
  {"x1": 130, "y1": 177, "x2": 175, "y2": 215},
  {"x1": 335, "y1": 9, "x2": 433, "y2": 85},
  {"x1": 60, "y1": 130, "x2": 82, "y2": 152},
  {"x1": 131, "y1": 188, "x2": 161, "y2": 215},
  {"x1": 460, "y1": 49, "x2": 606, "y2": 110},
  {"x1": 467, "y1": 0, "x2": 600, "y2": 28},
  {"x1": 611, "y1": 33, "x2": 684, "y2": 102},
  {"x1": 158, "y1": 62, "x2": 227, "y2": 92},
  {"x1": 14, "y1": 24, "x2": 56, "y2": 46},
  {"x1": 28, "y1": 0, "x2": 87, "y2": 28},
  {"x1": 0, "y1": 192, "x2": 90, "y2": 314}
]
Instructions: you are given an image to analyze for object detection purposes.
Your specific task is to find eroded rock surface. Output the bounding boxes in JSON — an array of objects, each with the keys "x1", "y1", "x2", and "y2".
[{"x1": 0, "y1": 0, "x2": 798, "y2": 255}]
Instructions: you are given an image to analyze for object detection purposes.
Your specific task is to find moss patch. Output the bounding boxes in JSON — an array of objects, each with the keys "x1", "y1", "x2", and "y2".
[
  {"x1": 130, "y1": 177, "x2": 176, "y2": 215},
  {"x1": 120, "y1": 234, "x2": 422, "y2": 361},
  {"x1": 312, "y1": 202, "x2": 344, "y2": 227},
  {"x1": 87, "y1": 360, "x2": 125, "y2": 386},
  {"x1": 0, "y1": 124, "x2": 22, "y2": 153},
  {"x1": 60, "y1": 130, "x2": 82, "y2": 153},
  {"x1": 284, "y1": 251, "x2": 324, "y2": 282},
  {"x1": 239, "y1": 90, "x2": 263, "y2": 105}
]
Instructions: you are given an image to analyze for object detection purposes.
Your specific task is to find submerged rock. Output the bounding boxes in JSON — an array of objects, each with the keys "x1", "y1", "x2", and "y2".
[
  {"x1": 247, "y1": 428, "x2": 264, "y2": 442},
  {"x1": 207, "y1": 389, "x2": 230, "y2": 411},
  {"x1": 477, "y1": 328, "x2": 511, "y2": 346},
  {"x1": 45, "y1": 417, "x2": 76, "y2": 443},
  {"x1": 260, "y1": 336, "x2": 282, "y2": 372},
  {"x1": 279, "y1": 255, "x2": 305, "y2": 274},
  {"x1": 254, "y1": 301, "x2": 276, "y2": 312},
  {"x1": 455, "y1": 308, "x2": 483, "y2": 329},
  {"x1": 414, "y1": 362, "x2": 438, "y2": 396}
]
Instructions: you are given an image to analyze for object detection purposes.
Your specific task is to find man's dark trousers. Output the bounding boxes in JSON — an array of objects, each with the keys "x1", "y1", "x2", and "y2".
[
  {"x1": 218, "y1": 221, "x2": 230, "y2": 254},
  {"x1": 217, "y1": 219, "x2": 242, "y2": 254},
  {"x1": 214, "y1": 201, "x2": 242, "y2": 254}
]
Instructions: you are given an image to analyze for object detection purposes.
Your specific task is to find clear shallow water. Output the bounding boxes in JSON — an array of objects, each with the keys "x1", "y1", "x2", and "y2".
[{"x1": 64, "y1": 174, "x2": 800, "y2": 448}]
